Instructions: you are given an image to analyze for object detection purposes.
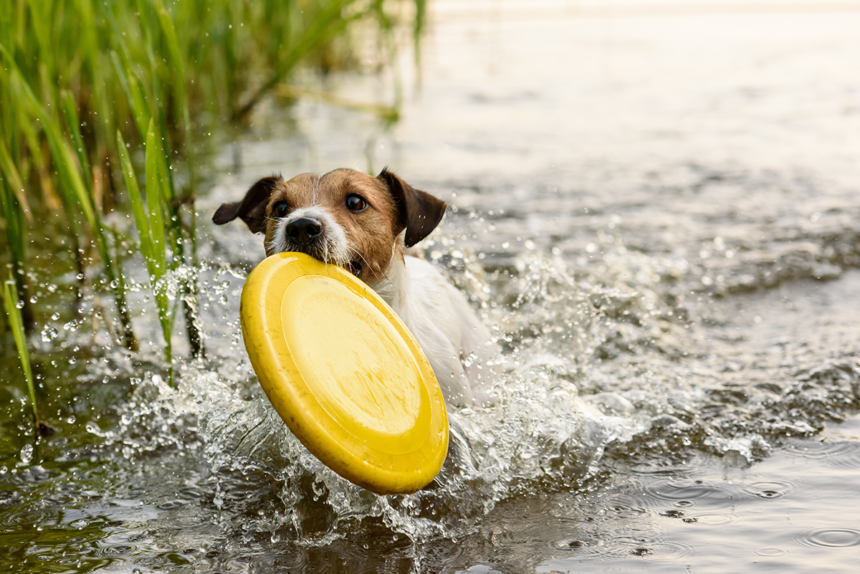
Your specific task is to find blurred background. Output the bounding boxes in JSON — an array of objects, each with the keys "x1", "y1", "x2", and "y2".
[{"x1": 3, "y1": 1, "x2": 860, "y2": 572}]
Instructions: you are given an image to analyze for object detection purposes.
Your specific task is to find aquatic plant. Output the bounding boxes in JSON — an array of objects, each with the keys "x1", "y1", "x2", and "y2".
[
  {"x1": 117, "y1": 124, "x2": 175, "y2": 381},
  {"x1": 0, "y1": 0, "x2": 420, "y2": 386},
  {"x1": 2, "y1": 275, "x2": 40, "y2": 434},
  {"x1": 2, "y1": 51, "x2": 140, "y2": 350}
]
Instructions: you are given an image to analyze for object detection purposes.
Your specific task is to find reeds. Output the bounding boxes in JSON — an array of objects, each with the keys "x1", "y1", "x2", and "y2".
[
  {"x1": 2, "y1": 275, "x2": 40, "y2": 434},
  {"x1": 0, "y1": 0, "x2": 420, "y2": 403}
]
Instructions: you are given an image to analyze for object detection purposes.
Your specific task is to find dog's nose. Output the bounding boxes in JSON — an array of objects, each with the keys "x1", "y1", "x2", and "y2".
[{"x1": 286, "y1": 217, "x2": 323, "y2": 245}]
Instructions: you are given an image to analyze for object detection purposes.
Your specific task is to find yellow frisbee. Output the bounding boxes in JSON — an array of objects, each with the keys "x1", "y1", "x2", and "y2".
[{"x1": 240, "y1": 252, "x2": 449, "y2": 495}]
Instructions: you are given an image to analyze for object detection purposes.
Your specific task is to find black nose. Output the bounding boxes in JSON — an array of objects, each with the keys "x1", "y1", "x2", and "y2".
[{"x1": 286, "y1": 217, "x2": 323, "y2": 245}]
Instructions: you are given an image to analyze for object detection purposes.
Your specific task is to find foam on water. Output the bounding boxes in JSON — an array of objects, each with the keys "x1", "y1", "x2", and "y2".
[
  {"x1": 88, "y1": 231, "x2": 860, "y2": 553},
  {"x1": 99, "y1": 246, "x2": 643, "y2": 545}
]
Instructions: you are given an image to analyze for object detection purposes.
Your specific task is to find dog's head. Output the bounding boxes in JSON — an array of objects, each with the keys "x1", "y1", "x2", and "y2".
[{"x1": 212, "y1": 168, "x2": 447, "y2": 284}]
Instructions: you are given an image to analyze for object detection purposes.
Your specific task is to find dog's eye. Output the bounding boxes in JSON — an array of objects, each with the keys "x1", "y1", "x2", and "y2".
[
  {"x1": 345, "y1": 194, "x2": 368, "y2": 213},
  {"x1": 272, "y1": 201, "x2": 289, "y2": 218}
]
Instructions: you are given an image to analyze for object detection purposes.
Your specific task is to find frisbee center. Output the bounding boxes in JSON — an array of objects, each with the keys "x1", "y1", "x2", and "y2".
[{"x1": 281, "y1": 276, "x2": 426, "y2": 442}]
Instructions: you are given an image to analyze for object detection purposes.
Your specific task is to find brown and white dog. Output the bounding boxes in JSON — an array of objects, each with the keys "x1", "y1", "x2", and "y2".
[{"x1": 213, "y1": 168, "x2": 498, "y2": 407}]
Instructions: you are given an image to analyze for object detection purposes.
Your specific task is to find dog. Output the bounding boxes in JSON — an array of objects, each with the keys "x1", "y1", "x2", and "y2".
[{"x1": 213, "y1": 168, "x2": 498, "y2": 407}]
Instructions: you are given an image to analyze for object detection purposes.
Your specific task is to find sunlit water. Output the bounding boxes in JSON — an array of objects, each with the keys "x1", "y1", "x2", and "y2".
[{"x1": 3, "y1": 1, "x2": 860, "y2": 572}]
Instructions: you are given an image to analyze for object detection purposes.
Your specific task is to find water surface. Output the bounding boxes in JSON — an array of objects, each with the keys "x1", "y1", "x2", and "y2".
[{"x1": 3, "y1": 1, "x2": 860, "y2": 572}]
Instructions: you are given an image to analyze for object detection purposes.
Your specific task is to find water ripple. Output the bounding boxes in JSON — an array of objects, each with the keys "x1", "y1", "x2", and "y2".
[
  {"x1": 783, "y1": 441, "x2": 860, "y2": 471},
  {"x1": 792, "y1": 528, "x2": 860, "y2": 549},
  {"x1": 744, "y1": 481, "x2": 794, "y2": 500}
]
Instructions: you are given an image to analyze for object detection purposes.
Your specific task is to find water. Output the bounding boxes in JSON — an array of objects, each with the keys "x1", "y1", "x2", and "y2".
[{"x1": 4, "y1": 1, "x2": 860, "y2": 571}]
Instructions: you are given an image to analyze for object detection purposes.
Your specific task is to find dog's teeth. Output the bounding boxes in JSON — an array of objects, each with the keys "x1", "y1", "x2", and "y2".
[{"x1": 341, "y1": 261, "x2": 362, "y2": 278}]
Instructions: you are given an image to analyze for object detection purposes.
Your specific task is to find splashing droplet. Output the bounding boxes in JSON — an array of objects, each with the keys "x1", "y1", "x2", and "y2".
[
  {"x1": 41, "y1": 325, "x2": 59, "y2": 342},
  {"x1": 19, "y1": 444, "x2": 33, "y2": 464}
]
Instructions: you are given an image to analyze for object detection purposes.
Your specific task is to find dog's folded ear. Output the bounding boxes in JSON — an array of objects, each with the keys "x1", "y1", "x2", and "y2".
[
  {"x1": 212, "y1": 176, "x2": 282, "y2": 234},
  {"x1": 377, "y1": 168, "x2": 447, "y2": 248}
]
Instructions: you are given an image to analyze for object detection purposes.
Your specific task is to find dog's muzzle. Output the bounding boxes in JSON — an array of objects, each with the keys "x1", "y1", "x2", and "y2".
[{"x1": 281, "y1": 215, "x2": 363, "y2": 279}]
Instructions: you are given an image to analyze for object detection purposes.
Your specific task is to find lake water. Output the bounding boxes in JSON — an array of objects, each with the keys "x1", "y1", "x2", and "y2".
[{"x1": 3, "y1": 1, "x2": 860, "y2": 572}]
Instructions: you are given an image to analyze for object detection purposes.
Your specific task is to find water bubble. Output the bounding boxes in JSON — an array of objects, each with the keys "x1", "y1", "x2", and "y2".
[
  {"x1": 110, "y1": 279, "x2": 119, "y2": 289},
  {"x1": 76, "y1": 273, "x2": 84, "y2": 281},
  {"x1": 29, "y1": 296, "x2": 37, "y2": 304},
  {"x1": 51, "y1": 312, "x2": 60, "y2": 321},
  {"x1": 15, "y1": 300, "x2": 24, "y2": 309},
  {"x1": 67, "y1": 415, "x2": 76, "y2": 424},
  {"x1": 63, "y1": 319, "x2": 79, "y2": 332},
  {"x1": 20, "y1": 444, "x2": 33, "y2": 464}
]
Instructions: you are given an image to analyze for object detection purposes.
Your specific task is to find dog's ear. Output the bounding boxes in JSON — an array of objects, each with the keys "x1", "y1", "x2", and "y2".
[
  {"x1": 212, "y1": 176, "x2": 281, "y2": 234},
  {"x1": 377, "y1": 168, "x2": 447, "y2": 248}
]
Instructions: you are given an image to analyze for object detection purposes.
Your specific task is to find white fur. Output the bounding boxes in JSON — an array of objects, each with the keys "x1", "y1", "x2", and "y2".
[{"x1": 369, "y1": 247, "x2": 499, "y2": 408}]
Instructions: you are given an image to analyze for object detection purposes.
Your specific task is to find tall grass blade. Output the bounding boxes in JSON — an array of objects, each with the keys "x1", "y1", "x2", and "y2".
[
  {"x1": 60, "y1": 90, "x2": 92, "y2": 193},
  {"x1": 0, "y1": 176, "x2": 33, "y2": 332},
  {"x1": 3, "y1": 274, "x2": 40, "y2": 434},
  {"x1": 154, "y1": 2, "x2": 204, "y2": 357},
  {"x1": 117, "y1": 131, "x2": 156, "y2": 267},
  {"x1": 146, "y1": 121, "x2": 174, "y2": 381},
  {"x1": 144, "y1": 124, "x2": 168, "y2": 277},
  {"x1": 0, "y1": 137, "x2": 32, "y2": 218},
  {"x1": 117, "y1": 124, "x2": 173, "y2": 381}
]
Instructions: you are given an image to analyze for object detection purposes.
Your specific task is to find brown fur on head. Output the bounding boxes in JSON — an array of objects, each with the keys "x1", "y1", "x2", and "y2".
[{"x1": 212, "y1": 168, "x2": 447, "y2": 285}]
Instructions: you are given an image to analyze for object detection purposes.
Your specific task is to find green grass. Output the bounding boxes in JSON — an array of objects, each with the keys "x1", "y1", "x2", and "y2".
[
  {"x1": 2, "y1": 274, "x2": 40, "y2": 434},
  {"x1": 0, "y1": 0, "x2": 422, "y2": 408}
]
